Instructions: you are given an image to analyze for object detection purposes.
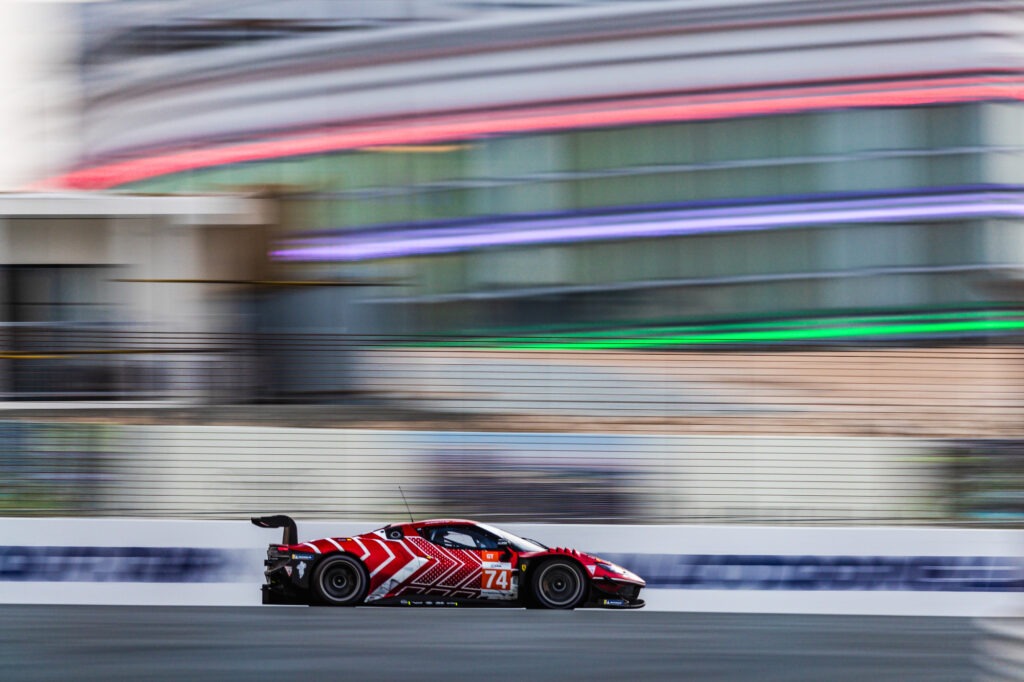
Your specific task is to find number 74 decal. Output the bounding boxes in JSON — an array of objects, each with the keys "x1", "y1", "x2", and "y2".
[{"x1": 482, "y1": 568, "x2": 512, "y2": 590}]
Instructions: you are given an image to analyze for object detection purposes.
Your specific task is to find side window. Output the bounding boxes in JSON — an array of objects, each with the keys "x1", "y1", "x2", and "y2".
[
  {"x1": 469, "y1": 529, "x2": 499, "y2": 550},
  {"x1": 421, "y1": 526, "x2": 499, "y2": 550},
  {"x1": 441, "y1": 529, "x2": 477, "y2": 549}
]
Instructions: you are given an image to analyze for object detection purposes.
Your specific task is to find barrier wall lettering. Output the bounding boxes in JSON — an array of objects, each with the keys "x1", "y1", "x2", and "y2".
[
  {"x1": 3, "y1": 546, "x2": 1021, "y2": 593},
  {"x1": 602, "y1": 554, "x2": 1024, "y2": 592},
  {"x1": 0, "y1": 546, "x2": 242, "y2": 583}
]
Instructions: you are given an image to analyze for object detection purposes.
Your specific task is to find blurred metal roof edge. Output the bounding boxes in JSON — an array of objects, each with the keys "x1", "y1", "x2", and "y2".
[
  {"x1": 86, "y1": 0, "x2": 959, "y2": 96},
  {"x1": 0, "y1": 191, "x2": 264, "y2": 222}
]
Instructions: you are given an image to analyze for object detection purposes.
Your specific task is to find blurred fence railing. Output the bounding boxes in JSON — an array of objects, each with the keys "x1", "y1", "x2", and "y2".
[
  {"x1": 2, "y1": 331, "x2": 1024, "y2": 436},
  {"x1": 1, "y1": 332, "x2": 1023, "y2": 523},
  {"x1": 0, "y1": 423, "x2": 952, "y2": 522}
]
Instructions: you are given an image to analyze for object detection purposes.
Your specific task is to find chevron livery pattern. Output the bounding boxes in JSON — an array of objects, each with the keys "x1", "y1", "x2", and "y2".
[{"x1": 307, "y1": 524, "x2": 501, "y2": 601}]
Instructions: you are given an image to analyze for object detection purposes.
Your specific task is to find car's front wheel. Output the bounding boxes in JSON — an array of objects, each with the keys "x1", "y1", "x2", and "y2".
[
  {"x1": 531, "y1": 559, "x2": 587, "y2": 609},
  {"x1": 312, "y1": 554, "x2": 369, "y2": 606}
]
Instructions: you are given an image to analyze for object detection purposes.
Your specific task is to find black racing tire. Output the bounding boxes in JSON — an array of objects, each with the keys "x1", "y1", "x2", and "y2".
[
  {"x1": 531, "y1": 559, "x2": 587, "y2": 610},
  {"x1": 311, "y1": 554, "x2": 369, "y2": 606}
]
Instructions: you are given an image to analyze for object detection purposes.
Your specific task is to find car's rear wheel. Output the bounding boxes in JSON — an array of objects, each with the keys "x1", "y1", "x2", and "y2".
[
  {"x1": 532, "y1": 559, "x2": 587, "y2": 609},
  {"x1": 312, "y1": 554, "x2": 369, "y2": 606}
]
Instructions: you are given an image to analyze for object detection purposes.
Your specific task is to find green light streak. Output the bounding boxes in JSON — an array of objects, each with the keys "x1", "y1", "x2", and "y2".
[
  {"x1": 389, "y1": 309, "x2": 1024, "y2": 350},
  {"x1": 497, "y1": 318, "x2": 1024, "y2": 350},
  {"x1": 498, "y1": 309, "x2": 1020, "y2": 342}
]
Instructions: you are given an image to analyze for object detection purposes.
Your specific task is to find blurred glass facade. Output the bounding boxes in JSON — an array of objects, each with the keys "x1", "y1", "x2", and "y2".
[
  {"x1": 124, "y1": 106, "x2": 985, "y2": 217},
  {"x1": 59, "y1": 0, "x2": 1024, "y2": 336},
  {"x1": 117, "y1": 104, "x2": 1011, "y2": 333}
]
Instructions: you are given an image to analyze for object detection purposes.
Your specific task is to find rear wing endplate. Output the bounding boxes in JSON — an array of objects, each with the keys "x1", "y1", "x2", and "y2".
[{"x1": 251, "y1": 515, "x2": 298, "y2": 545}]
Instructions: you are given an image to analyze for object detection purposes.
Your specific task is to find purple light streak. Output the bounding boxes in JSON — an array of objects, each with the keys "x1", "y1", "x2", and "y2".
[{"x1": 271, "y1": 191, "x2": 1024, "y2": 262}]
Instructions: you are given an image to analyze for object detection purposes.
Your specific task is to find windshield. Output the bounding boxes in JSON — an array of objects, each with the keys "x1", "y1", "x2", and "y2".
[{"x1": 475, "y1": 522, "x2": 548, "y2": 552}]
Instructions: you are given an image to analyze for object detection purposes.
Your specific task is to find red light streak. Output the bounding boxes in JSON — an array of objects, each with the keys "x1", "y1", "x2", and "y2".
[{"x1": 41, "y1": 76, "x2": 1024, "y2": 190}]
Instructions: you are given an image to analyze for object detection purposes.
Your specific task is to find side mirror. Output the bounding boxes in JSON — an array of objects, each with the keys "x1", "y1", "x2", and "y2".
[{"x1": 496, "y1": 538, "x2": 512, "y2": 558}]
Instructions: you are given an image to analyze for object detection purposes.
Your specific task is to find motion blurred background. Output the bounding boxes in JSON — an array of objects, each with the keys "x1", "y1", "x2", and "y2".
[{"x1": 3, "y1": 0, "x2": 1024, "y2": 528}]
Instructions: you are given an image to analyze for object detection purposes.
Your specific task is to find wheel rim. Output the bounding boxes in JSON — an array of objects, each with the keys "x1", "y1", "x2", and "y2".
[
  {"x1": 320, "y1": 561, "x2": 362, "y2": 602},
  {"x1": 538, "y1": 563, "x2": 583, "y2": 607}
]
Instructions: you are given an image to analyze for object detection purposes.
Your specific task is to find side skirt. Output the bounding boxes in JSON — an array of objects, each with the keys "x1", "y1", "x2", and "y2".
[{"x1": 367, "y1": 596, "x2": 523, "y2": 608}]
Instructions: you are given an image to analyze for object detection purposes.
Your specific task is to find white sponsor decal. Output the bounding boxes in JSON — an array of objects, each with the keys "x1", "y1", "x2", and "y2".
[{"x1": 366, "y1": 556, "x2": 429, "y2": 602}]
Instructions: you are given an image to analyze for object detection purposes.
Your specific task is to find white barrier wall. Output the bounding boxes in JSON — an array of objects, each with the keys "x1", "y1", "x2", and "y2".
[{"x1": 2, "y1": 518, "x2": 1022, "y2": 617}]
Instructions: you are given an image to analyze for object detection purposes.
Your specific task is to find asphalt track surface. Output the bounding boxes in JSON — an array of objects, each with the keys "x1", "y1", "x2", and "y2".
[{"x1": 0, "y1": 606, "x2": 978, "y2": 681}]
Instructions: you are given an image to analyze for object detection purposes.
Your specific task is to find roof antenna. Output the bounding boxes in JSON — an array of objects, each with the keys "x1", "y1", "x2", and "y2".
[{"x1": 398, "y1": 485, "x2": 415, "y2": 523}]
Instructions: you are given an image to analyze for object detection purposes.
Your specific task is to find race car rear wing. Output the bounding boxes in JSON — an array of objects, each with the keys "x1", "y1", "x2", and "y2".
[{"x1": 251, "y1": 515, "x2": 298, "y2": 545}]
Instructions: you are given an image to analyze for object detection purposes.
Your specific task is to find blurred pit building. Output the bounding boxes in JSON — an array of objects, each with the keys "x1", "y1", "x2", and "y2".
[
  {"x1": 49, "y1": 0, "x2": 1024, "y2": 339},
  {"x1": 5, "y1": 0, "x2": 1024, "y2": 522}
]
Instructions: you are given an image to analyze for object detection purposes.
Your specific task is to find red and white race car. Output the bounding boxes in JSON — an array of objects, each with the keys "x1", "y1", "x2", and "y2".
[{"x1": 252, "y1": 515, "x2": 645, "y2": 609}]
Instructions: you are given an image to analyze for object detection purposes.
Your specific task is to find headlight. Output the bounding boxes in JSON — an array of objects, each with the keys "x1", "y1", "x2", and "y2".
[{"x1": 595, "y1": 561, "x2": 630, "y2": 576}]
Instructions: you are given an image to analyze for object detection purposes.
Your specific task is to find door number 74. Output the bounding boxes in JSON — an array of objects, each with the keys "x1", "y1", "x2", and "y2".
[{"x1": 482, "y1": 568, "x2": 511, "y2": 590}]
